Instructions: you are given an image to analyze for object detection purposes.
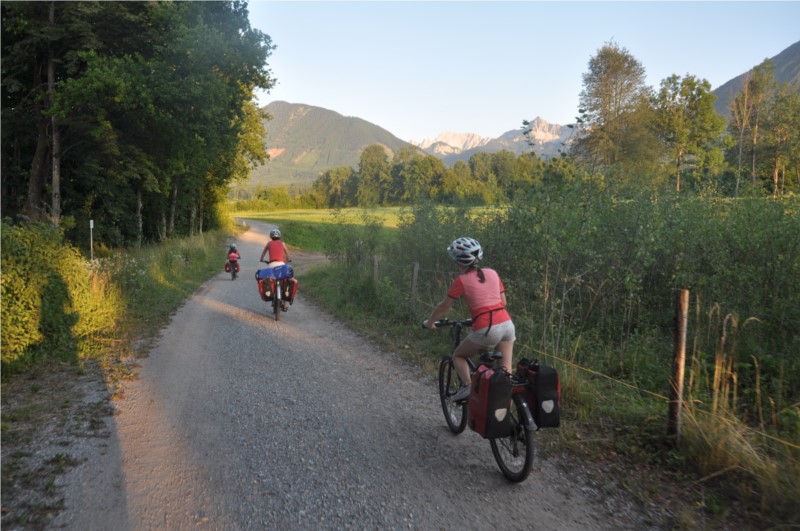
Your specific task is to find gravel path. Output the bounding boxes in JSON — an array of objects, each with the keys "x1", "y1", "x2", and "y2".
[{"x1": 48, "y1": 221, "x2": 664, "y2": 530}]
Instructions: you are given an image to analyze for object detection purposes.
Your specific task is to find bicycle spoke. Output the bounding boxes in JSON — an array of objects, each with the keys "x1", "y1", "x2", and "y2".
[{"x1": 490, "y1": 397, "x2": 534, "y2": 482}]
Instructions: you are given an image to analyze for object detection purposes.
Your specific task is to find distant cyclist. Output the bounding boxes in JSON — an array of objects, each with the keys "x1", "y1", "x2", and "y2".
[
  {"x1": 423, "y1": 237, "x2": 516, "y2": 402},
  {"x1": 227, "y1": 244, "x2": 241, "y2": 274},
  {"x1": 259, "y1": 228, "x2": 291, "y2": 266}
]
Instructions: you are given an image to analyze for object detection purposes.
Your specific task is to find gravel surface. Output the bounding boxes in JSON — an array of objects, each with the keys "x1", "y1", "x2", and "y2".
[{"x1": 42, "y1": 221, "x2": 669, "y2": 530}]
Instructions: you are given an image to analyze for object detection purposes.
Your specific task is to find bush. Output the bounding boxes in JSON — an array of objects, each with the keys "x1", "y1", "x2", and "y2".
[{"x1": 1, "y1": 221, "x2": 124, "y2": 372}]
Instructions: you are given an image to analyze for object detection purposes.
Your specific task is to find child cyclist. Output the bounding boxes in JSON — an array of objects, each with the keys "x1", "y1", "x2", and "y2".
[
  {"x1": 227, "y1": 244, "x2": 241, "y2": 273},
  {"x1": 423, "y1": 237, "x2": 516, "y2": 402}
]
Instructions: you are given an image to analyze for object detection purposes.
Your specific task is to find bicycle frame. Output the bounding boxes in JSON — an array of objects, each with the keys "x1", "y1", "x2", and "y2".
[{"x1": 434, "y1": 317, "x2": 537, "y2": 482}]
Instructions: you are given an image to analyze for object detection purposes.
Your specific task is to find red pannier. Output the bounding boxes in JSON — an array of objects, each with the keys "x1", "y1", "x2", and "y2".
[
  {"x1": 516, "y1": 358, "x2": 561, "y2": 429},
  {"x1": 467, "y1": 365, "x2": 513, "y2": 438},
  {"x1": 282, "y1": 277, "x2": 298, "y2": 303},
  {"x1": 227, "y1": 252, "x2": 240, "y2": 272}
]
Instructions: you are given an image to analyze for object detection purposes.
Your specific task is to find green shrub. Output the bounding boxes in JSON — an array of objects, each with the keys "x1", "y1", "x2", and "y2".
[{"x1": 1, "y1": 221, "x2": 124, "y2": 371}]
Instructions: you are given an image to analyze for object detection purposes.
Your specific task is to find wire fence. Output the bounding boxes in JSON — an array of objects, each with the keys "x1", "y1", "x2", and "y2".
[{"x1": 355, "y1": 253, "x2": 800, "y2": 453}]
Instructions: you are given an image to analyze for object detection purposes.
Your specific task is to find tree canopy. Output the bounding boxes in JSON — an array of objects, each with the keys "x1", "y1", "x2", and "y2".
[{"x1": 1, "y1": 0, "x2": 275, "y2": 246}]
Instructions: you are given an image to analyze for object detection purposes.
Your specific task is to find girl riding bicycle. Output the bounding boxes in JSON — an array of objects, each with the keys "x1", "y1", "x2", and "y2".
[{"x1": 424, "y1": 237, "x2": 516, "y2": 402}]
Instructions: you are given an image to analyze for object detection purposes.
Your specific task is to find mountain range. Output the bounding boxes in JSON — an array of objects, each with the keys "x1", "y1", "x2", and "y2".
[{"x1": 252, "y1": 40, "x2": 799, "y2": 189}]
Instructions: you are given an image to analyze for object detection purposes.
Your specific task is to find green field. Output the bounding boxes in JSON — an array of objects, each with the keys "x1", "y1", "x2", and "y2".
[
  {"x1": 235, "y1": 207, "x2": 406, "y2": 228},
  {"x1": 235, "y1": 207, "x2": 405, "y2": 253}
]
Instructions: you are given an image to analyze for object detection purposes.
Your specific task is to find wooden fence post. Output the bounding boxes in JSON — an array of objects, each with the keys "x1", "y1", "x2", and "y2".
[
  {"x1": 668, "y1": 289, "x2": 689, "y2": 445},
  {"x1": 411, "y1": 262, "x2": 419, "y2": 300}
]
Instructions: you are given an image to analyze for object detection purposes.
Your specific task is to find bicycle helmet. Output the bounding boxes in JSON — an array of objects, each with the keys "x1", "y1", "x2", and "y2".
[
  {"x1": 229, "y1": 244, "x2": 237, "y2": 250},
  {"x1": 447, "y1": 237, "x2": 483, "y2": 266},
  {"x1": 270, "y1": 228, "x2": 282, "y2": 239}
]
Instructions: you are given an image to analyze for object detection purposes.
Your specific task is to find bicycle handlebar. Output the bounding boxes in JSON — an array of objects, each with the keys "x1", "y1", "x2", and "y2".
[{"x1": 421, "y1": 318, "x2": 473, "y2": 329}]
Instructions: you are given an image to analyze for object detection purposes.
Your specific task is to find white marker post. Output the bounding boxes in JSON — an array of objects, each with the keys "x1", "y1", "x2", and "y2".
[{"x1": 90, "y1": 219, "x2": 94, "y2": 260}]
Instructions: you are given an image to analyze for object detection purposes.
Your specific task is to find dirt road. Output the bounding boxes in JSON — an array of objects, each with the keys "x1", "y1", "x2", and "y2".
[{"x1": 46, "y1": 221, "x2": 663, "y2": 530}]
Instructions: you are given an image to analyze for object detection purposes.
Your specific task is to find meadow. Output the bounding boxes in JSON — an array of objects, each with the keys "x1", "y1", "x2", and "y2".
[{"x1": 243, "y1": 191, "x2": 800, "y2": 525}]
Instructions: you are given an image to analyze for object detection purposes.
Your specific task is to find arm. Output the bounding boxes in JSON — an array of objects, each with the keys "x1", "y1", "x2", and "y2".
[
  {"x1": 424, "y1": 296, "x2": 456, "y2": 329},
  {"x1": 259, "y1": 244, "x2": 268, "y2": 262},
  {"x1": 283, "y1": 242, "x2": 291, "y2": 262}
]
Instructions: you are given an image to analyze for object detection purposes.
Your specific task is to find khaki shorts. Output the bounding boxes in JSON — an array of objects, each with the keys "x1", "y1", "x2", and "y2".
[{"x1": 467, "y1": 320, "x2": 516, "y2": 348}]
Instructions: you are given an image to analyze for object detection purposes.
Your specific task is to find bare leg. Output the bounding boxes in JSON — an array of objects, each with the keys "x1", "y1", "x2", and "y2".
[
  {"x1": 496, "y1": 340, "x2": 514, "y2": 374},
  {"x1": 452, "y1": 338, "x2": 480, "y2": 385}
]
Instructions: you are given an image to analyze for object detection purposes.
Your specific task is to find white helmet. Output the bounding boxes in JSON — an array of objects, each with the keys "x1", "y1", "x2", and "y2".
[
  {"x1": 270, "y1": 228, "x2": 282, "y2": 239},
  {"x1": 447, "y1": 237, "x2": 483, "y2": 266}
]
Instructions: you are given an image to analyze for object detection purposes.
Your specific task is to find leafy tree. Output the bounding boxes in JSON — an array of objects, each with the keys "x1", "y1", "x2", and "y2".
[
  {"x1": 2, "y1": 1, "x2": 275, "y2": 246},
  {"x1": 760, "y1": 82, "x2": 800, "y2": 196},
  {"x1": 653, "y1": 74, "x2": 726, "y2": 192},
  {"x1": 728, "y1": 60, "x2": 777, "y2": 193},
  {"x1": 312, "y1": 166, "x2": 355, "y2": 207},
  {"x1": 572, "y1": 41, "x2": 658, "y2": 178},
  {"x1": 356, "y1": 144, "x2": 391, "y2": 207}
]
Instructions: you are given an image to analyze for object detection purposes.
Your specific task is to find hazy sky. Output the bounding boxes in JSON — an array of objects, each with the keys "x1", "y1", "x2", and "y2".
[{"x1": 247, "y1": 1, "x2": 800, "y2": 142}]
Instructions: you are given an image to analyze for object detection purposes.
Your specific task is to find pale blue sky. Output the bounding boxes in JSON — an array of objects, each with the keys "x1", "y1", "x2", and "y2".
[{"x1": 247, "y1": 1, "x2": 800, "y2": 142}]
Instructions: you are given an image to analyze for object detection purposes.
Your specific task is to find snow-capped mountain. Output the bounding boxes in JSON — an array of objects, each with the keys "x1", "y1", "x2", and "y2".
[
  {"x1": 412, "y1": 117, "x2": 574, "y2": 163},
  {"x1": 411, "y1": 132, "x2": 492, "y2": 152}
]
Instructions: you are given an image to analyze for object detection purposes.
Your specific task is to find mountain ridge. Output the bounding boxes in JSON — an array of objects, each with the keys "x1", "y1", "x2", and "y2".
[
  {"x1": 252, "y1": 41, "x2": 799, "y2": 189},
  {"x1": 712, "y1": 40, "x2": 800, "y2": 117}
]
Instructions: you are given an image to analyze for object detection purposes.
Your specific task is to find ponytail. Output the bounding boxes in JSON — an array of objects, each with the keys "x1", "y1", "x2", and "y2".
[{"x1": 474, "y1": 264, "x2": 485, "y2": 283}]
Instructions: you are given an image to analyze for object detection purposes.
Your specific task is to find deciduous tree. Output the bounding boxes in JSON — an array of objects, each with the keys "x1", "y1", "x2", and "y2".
[{"x1": 653, "y1": 74, "x2": 726, "y2": 192}]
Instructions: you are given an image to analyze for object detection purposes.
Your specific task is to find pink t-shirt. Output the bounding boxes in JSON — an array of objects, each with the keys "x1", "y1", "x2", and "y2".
[
  {"x1": 266, "y1": 240, "x2": 286, "y2": 262},
  {"x1": 447, "y1": 267, "x2": 510, "y2": 329}
]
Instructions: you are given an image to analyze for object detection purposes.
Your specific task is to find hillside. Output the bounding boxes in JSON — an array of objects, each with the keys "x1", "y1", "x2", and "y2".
[
  {"x1": 249, "y1": 41, "x2": 799, "y2": 190},
  {"x1": 713, "y1": 40, "x2": 800, "y2": 118},
  {"x1": 252, "y1": 101, "x2": 420, "y2": 187}
]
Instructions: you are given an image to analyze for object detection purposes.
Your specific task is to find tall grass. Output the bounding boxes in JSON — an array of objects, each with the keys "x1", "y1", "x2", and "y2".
[{"x1": 289, "y1": 189, "x2": 799, "y2": 522}]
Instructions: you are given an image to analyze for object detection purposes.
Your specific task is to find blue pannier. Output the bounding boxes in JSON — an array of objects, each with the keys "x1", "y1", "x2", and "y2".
[{"x1": 255, "y1": 264, "x2": 293, "y2": 281}]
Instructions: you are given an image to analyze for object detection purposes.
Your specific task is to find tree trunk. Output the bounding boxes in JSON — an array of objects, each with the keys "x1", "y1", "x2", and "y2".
[
  {"x1": 198, "y1": 198, "x2": 204, "y2": 234},
  {"x1": 24, "y1": 115, "x2": 49, "y2": 220},
  {"x1": 160, "y1": 212, "x2": 167, "y2": 241},
  {"x1": 168, "y1": 184, "x2": 178, "y2": 238},
  {"x1": 751, "y1": 119, "x2": 759, "y2": 187},
  {"x1": 189, "y1": 205, "x2": 196, "y2": 237},
  {"x1": 136, "y1": 188, "x2": 143, "y2": 248},
  {"x1": 773, "y1": 158, "x2": 779, "y2": 198},
  {"x1": 675, "y1": 147, "x2": 683, "y2": 193},
  {"x1": 49, "y1": 1, "x2": 61, "y2": 226}
]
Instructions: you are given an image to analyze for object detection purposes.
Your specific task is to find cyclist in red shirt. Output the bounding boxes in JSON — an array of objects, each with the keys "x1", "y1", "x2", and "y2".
[
  {"x1": 259, "y1": 228, "x2": 295, "y2": 311},
  {"x1": 227, "y1": 244, "x2": 241, "y2": 273},
  {"x1": 424, "y1": 237, "x2": 516, "y2": 401},
  {"x1": 259, "y1": 228, "x2": 291, "y2": 265}
]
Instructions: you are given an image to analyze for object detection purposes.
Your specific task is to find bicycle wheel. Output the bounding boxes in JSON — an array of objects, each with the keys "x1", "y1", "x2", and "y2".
[
  {"x1": 272, "y1": 282, "x2": 281, "y2": 321},
  {"x1": 438, "y1": 357, "x2": 467, "y2": 434},
  {"x1": 490, "y1": 394, "x2": 534, "y2": 482}
]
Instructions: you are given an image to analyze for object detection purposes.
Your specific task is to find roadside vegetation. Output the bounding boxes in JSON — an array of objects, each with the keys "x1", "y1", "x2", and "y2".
[
  {"x1": 1, "y1": 220, "x2": 241, "y2": 528},
  {"x1": 253, "y1": 191, "x2": 799, "y2": 528}
]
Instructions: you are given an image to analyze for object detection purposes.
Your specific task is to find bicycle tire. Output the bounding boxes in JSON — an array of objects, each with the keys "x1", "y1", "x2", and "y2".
[
  {"x1": 438, "y1": 357, "x2": 467, "y2": 434},
  {"x1": 489, "y1": 394, "x2": 535, "y2": 482},
  {"x1": 272, "y1": 281, "x2": 281, "y2": 321}
]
